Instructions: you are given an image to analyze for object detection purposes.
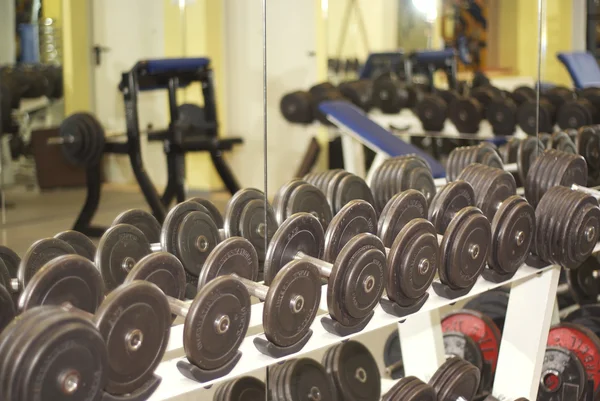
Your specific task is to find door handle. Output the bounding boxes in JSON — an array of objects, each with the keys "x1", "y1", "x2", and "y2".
[{"x1": 93, "y1": 45, "x2": 111, "y2": 66}]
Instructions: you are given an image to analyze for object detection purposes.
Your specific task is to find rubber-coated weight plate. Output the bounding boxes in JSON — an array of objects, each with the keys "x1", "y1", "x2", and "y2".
[
  {"x1": 197, "y1": 237, "x2": 259, "y2": 289},
  {"x1": 96, "y1": 224, "x2": 151, "y2": 291},
  {"x1": 161, "y1": 200, "x2": 205, "y2": 255},
  {"x1": 263, "y1": 259, "x2": 321, "y2": 347},
  {"x1": 239, "y1": 198, "x2": 277, "y2": 262},
  {"x1": 334, "y1": 174, "x2": 375, "y2": 214},
  {"x1": 224, "y1": 188, "x2": 265, "y2": 237},
  {"x1": 18, "y1": 254, "x2": 104, "y2": 313},
  {"x1": 439, "y1": 207, "x2": 490, "y2": 290},
  {"x1": 273, "y1": 179, "x2": 306, "y2": 225},
  {"x1": 264, "y1": 213, "x2": 324, "y2": 286},
  {"x1": 327, "y1": 340, "x2": 381, "y2": 401},
  {"x1": 323, "y1": 200, "x2": 377, "y2": 263},
  {"x1": 54, "y1": 230, "x2": 96, "y2": 261},
  {"x1": 219, "y1": 376, "x2": 265, "y2": 401},
  {"x1": 378, "y1": 190, "x2": 428, "y2": 248},
  {"x1": 386, "y1": 218, "x2": 437, "y2": 302},
  {"x1": 548, "y1": 131, "x2": 576, "y2": 153},
  {"x1": 283, "y1": 358, "x2": 336, "y2": 401},
  {"x1": 577, "y1": 127, "x2": 600, "y2": 173},
  {"x1": 0, "y1": 246, "x2": 20, "y2": 281},
  {"x1": 18, "y1": 238, "x2": 76, "y2": 288},
  {"x1": 286, "y1": 183, "x2": 332, "y2": 231},
  {"x1": 0, "y1": 284, "x2": 14, "y2": 332},
  {"x1": 567, "y1": 256, "x2": 600, "y2": 304},
  {"x1": 124, "y1": 252, "x2": 186, "y2": 300},
  {"x1": 437, "y1": 361, "x2": 480, "y2": 401},
  {"x1": 184, "y1": 276, "x2": 250, "y2": 370},
  {"x1": 428, "y1": 181, "x2": 475, "y2": 234},
  {"x1": 517, "y1": 137, "x2": 544, "y2": 185},
  {"x1": 112, "y1": 209, "x2": 161, "y2": 244},
  {"x1": 187, "y1": 197, "x2": 224, "y2": 229},
  {"x1": 538, "y1": 347, "x2": 587, "y2": 401},
  {"x1": 328, "y1": 233, "x2": 385, "y2": 326},
  {"x1": 175, "y1": 210, "x2": 221, "y2": 277}
]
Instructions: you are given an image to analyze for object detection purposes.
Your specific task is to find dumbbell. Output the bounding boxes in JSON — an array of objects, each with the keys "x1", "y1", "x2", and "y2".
[
  {"x1": 517, "y1": 86, "x2": 574, "y2": 135},
  {"x1": 486, "y1": 86, "x2": 536, "y2": 136},
  {"x1": 557, "y1": 88, "x2": 600, "y2": 129},
  {"x1": 338, "y1": 80, "x2": 373, "y2": 112},
  {"x1": 541, "y1": 322, "x2": 600, "y2": 400},
  {"x1": 196, "y1": 236, "x2": 321, "y2": 355},
  {"x1": 371, "y1": 73, "x2": 419, "y2": 114},
  {"x1": 213, "y1": 377, "x2": 265, "y2": 401},
  {"x1": 415, "y1": 89, "x2": 460, "y2": 132},
  {"x1": 382, "y1": 376, "x2": 436, "y2": 401},
  {"x1": 268, "y1": 358, "x2": 336, "y2": 401},
  {"x1": 429, "y1": 357, "x2": 481, "y2": 401},
  {"x1": 123, "y1": 252, "x2": 251, "y2": 377},
  {"x1": 263, "y1": 204, "x2": 386, "y2": 335},
  {"x1": 368, "y1": 155, "x2": 437, "y2": 212},
  {"x1": 309, "y1": 82, "x2": 347, "y2": 124},
  {"x1": 0, "y1": 305, "x2": 107, "y2": 401},
  {"x1": 273, "y1": 179, "x2": 333, "y2": 229},
  {"x1": 447, "y1": 85, "x2": 504, "y2": 134},
  {"x1": 322, "y1": 340, "x2": 381, "y2": 401},
  {"x1": 442, "y1": 309, "x2": 503, "y2": 394},
  {"x1": 456, "y1": 164, "x2": 535, "y2": 279},
  {"x1": 303, "y1": 169, "x2": 376, "y2": 215},
  {"x1": 279, "y1": 83, "x2": 347, "y2": 125},
  {"x1": 16, "y1": 254, "x2": 170, "y2": 397},
  {"x1": 55, "y1": 112, "x2": 106, "y2": 167}
]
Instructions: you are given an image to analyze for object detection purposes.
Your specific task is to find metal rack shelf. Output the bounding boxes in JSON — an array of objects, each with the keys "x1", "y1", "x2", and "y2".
[{"x1": 149, "y1": 263, "x2": 560, "y2": 401}]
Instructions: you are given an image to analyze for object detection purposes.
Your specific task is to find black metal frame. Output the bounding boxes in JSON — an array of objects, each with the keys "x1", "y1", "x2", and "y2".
[{"x1": 73, "y1": 59, "x2": 242, "y2": 236}]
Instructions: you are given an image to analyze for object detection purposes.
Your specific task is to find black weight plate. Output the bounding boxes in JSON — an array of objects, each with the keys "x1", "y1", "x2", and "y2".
[
  {"x1": 512, "y1": 86, "x2": 536, "y2": 104},
  {"x1": 286, "y1": 183, "x2": 332, "y2": 231},
  {"x1": 500, "y1": 137, "x2": 521, "y2": 164},
  {"x1": 387, "y1": 218, "x2": 437, "y2": 302},
  {"x1": 449, "y1": 97, "x2": 483, "y2": 133},
  {"x1": 334, "y1": 174, "x2": 375, "y2": 214},
  {"x1": 429, "y1": 357, "x2": 463, "y2": 391},
  {"x1": 567, "y1": 256, "x2": 600, "y2": 304},
  {"x1": 400, "y1": 158, "x2": 436, "y2": 204},
  {"x1": 428, "y1": 180, "x2": 475, "y2": 234},
  {"x1": 239, "y1": 198, "x2": 278, "y2": 262},
  {"x1": 197, "y1": 237, "x2": 259, "y2": 289},
  {"x1": 224, "y1": 188, "x2": 265, "y2": 237},
  {"x1": 0, "y1": 284, "x2": 14, "y2": 332},
  {"x1": 175, "y1": 210, "x2": 221, "y2": 277},
  {"x1": 323, "y1": 199, "x2": 377, "y2": 263},
  {"x1": 486, "y1": 98, "x2": 517, "y2": 135},
  {"x1": 327, "y1": 170, "x2": 352, "y2": 211},
  {"x1": 54, "y1": 230, "x2": 96, "y2": 261},
  {"x1": 161, "y1": 200, "x2": 204, "y2": 255},
  {"x1": 183, "y1": 275, "x2": 250, "y2": 370},
  {"x1": 439, "y1": 207, "x2": 490, "y2": 289},
  {"x1": 458, "y1": 164, "x2": 516, "y2": 221},
  {"x1": 264, "y1": 213, "x2": 324, "y2": 286},
  {"x1": 79, "y1": 113, "x2": 106, "y2": 166},
  {"x1": 94, "y1": 280, "x2": 170, "y2": 395},
  {"x1": 222, "y1": 376, "x2": 266, "y2": 401},
  {"x1": 416, "y1": 95, "x2": 447, "y2": 131},
  {"x1": 538, "y1": 347, "x2": 587, "y2": 401},
  {"x1": 401, "y1": 381, "x2": 437, "y2": 401},
  {"x1": 273, "y1": 179, "x2": 306, "y2": 225},
  {"x1": 283, "y1": 358, "x2": 336, "y2": 401},
  {"x1": 0, "y1": 258, "x2": 12, "y2": 291},
  {"x1": 18, "y1": 237, "x2": 76, "y2": 288},
  {"x1": 0, "y1": 245, "x2": 20, "y2": 280},
  {"x1": 564, "y1": 193, "x2": 600, "y2": 269},
  {"x1": 112, "y1": 209, "x2": 161, "y2": 244},
  {"x1": 442, "y1": 309, "x2": 502, "y2": 375},
  {"x1": 378, "y1": 190, "x2": 428, "y2": 248},
  {"x1": 124, "y1": 252, "x2": 186, "y2": 301},
  {"x1": 548, "y1": 131, "x2": 576, "y2": 153},
  {"x1": 438, "y1": 361, "x2": 481, "y2": 401},
  {"x1": 18, "y1": 254, "x2": 103, "y2": 313},
  {"x1": 187, "y1": 197, "x2": 224, "y2": 229},
  {"x1": 490, "y1": 196, "x2": 535, "y2": 275},
  {"x1": 382, "y1": 376, "x2": 417, "y2": 401},
  {"x1": 96, "y1": 224, "x2": 151, "y2": 291},
  {"x1": 328, "y1": 233, "x2": 385, "y2": 326},
  {"x1": 263, "y1": 259, "x2": 321, "y2": 348},
  {"x1": 59, "y1": 113, "x2": 88, "y2": 165},
  {"x1": 547, "y1": 322, "x2": 600, "y2": 397},
  {"x1": 383, "y1": 330, "x2": 404, "y2": 379},
  {"x1": 443, "y1": 332, "x2": 483, "y2": 372},
  {"x1": 329, "y1": 340, "x2": 380, "y2": 401},
  {"x1": 517, "y1": 137, "x2": 544, "y2": 186},
  {"x1": 577, "y1": 126, "x2": 600, "y2": 173},
  {"x1": 18, "y1": 311, "x2": 108, "y2": 401}
]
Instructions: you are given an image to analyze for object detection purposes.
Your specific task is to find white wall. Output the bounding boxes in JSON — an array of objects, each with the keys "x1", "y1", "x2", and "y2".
[{"x1": 223, "y1": 0, "x2": 319, "y2": 193}]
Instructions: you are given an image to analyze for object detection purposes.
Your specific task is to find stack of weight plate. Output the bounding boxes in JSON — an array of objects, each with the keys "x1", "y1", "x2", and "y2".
[
  {"x1": 369, "y1": 155, "x2": 436, "y2": 213},
  {"x1": 303, "y1": 169, "x2": 375, "y2": 215}
]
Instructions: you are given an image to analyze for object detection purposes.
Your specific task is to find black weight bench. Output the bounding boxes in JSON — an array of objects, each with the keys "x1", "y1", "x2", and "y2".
[{"x1": 74, "y1": 57, "x2": 243, "y2": 237}]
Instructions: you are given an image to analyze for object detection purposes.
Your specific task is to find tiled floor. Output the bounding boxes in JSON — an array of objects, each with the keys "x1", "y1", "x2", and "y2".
[{"x1": 0, "y1": 184, "x2": 229, "y2": 256}]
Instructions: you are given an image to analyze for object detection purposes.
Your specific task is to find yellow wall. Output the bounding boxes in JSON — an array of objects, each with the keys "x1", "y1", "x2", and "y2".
[
  {"x1": 61, "y1": 0, "x2": 92, "y2": 114},
  {"x1": 544, "y1": 0, "x2": 573, "y2": 86}
]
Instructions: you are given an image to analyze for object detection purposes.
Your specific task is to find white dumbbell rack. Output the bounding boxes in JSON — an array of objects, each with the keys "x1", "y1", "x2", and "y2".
[{"x1": 149, "y1": 261, "x2": 562, "y2": 401}]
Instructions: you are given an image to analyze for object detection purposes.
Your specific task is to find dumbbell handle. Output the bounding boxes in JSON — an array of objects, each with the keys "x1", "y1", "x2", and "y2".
[
  {"x1": 9, "y1": 278, "x2": 19, "y2": 293},
  {"x1": 295, "y1": 252, "x2": 333, "y2": 277},
  {"x1": 233, "y1": 274, "x2": 269, "y2": 300},
  {"x1": 47, "y1": 135, "x2": 75, "y2": 145},
  {"x1": 433, "y1": 162, "x2": 518, "y2": 187},
  {"x1": 572, "y1": 184, "x2": 600, "y2": 198}
]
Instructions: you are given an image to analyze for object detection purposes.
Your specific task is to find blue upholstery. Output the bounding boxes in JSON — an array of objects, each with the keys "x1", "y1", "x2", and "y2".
[
  {"x1": 319, "y1": 101, "x2": 445, "y2": 178},
  {"x1": 412, "y1": 49, "x2": 456, "y2": 65},
  {"x1": 557, "y1": 52, "x2": 600, "y2": 89},
  {"x1": 140, "y1": 58, "x2": 211, "y2": 75}
]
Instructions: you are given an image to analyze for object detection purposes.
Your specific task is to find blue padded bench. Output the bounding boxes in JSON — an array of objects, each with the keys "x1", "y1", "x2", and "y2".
[
  {"x1": 121, "y1": 58, "x2": 212, "y2": 92},
  {"x1": 319, "y1": 101, "x2": 446, "y2": 178},
  {"x1": 557, "y1": 52, "x2": 600, "y2": 89}
]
